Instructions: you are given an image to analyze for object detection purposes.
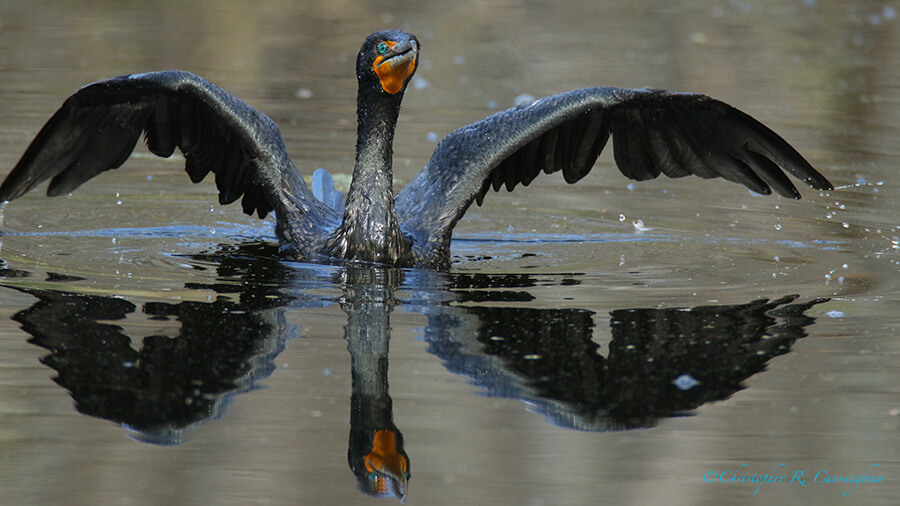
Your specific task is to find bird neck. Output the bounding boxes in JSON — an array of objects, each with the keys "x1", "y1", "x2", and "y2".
[
  {"x1": 353, "y1": 88, "x2": 402, "y2": 190},
  {"x1": 326, "y1": 89, "x2": 413, "y2": 265}
]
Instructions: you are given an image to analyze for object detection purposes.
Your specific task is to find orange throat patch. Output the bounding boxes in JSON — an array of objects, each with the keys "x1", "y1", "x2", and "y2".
[
  {"x1": 373, "y1": 45, "x2": 416, "y2": 94},
  {"x1": 364, "y1": 429, "x2": 409, "y2": 478}
]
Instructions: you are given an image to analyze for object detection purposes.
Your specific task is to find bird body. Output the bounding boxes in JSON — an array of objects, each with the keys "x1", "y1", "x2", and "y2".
[{"x1": 0, "y1": 30, "x2": 831, "y2": 270}]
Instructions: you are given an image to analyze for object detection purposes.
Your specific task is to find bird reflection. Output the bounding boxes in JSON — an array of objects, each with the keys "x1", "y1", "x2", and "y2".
[
  {"x1": 339, "y1": 266, "x2": 411, "y2": 501},
  {"x1": 2, "y1": 244, "x2": 827, "y2": 500}
]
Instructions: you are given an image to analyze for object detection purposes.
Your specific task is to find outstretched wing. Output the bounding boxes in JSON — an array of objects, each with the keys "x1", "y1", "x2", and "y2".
[
  {"x1": 396, "y1": 87, "x2": 831, "y2": 263},
  {"x1": 0, "y1": 70, "x2": 337, "y2": 229}
]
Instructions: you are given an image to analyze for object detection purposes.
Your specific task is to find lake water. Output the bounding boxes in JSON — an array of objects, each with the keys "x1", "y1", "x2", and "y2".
[{"x1": 0, "y1": 1, "x2": 898, "y2": 504}]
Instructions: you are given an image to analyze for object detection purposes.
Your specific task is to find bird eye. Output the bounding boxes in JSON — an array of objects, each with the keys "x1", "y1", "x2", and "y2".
[{"x1": 376, "y1": 42, "x2": 389, "y2": 55}]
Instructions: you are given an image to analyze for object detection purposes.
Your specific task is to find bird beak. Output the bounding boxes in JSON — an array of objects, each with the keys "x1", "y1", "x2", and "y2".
[{"x1": 374, "y1": 40, "x2": 418, "y2": 94}]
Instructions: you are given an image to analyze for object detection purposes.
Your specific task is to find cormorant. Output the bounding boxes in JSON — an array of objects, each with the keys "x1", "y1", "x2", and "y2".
[{"x1": 0, "y1": 30, "x2": 832, "y2": 270}]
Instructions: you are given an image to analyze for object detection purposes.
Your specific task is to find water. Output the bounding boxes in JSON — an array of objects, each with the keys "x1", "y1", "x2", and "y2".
[{"x1": 1, "y1": 1, "x2": 899, "y2": 504}]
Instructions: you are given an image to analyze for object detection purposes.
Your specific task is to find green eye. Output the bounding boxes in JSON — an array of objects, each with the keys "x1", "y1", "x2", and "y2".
[{"x1": 376, "y1": 42, "x2": 388, "y2": 55}]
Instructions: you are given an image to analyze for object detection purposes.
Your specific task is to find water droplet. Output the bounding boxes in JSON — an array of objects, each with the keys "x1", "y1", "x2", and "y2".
[
  {"x1": 618, "y1": 214, "x2": 626, "y2": 222},
  {"x1": 674, "y1": 374, "x2": 700, "y2": 391},
  {"x1": 633, "y1": 219, "x2": 650, "y2": 232},
  {"x1": 514, "y1": 93, "x2": 535, "y2": 105}
]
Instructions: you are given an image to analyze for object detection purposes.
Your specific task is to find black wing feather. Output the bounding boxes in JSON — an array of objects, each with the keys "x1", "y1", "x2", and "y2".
[
  {"x1": 146, "y1": 95, "x2": 177, "y2": 157},
  {"x1": 0, "y1": 71, "x2": 335, "y2": 231},
  {"x1": 396, "y1": 87, "x2": 831, "y2": 265}
]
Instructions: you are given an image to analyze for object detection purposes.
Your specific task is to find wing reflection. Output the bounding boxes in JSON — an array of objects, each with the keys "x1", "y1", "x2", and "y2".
[
  {"x1": 1, "y1": 244, "x2": 827, "y2": 501},
  {"x1": 6, "y1": 246, "x2": 302, "y2": 445},
  {"x1": 418, "y1": 291, "x2": 827, "y2": 430}
]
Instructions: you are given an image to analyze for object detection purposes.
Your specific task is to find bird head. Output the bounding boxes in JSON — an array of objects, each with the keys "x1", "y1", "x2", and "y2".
[
  {"x1": 358, "y1": 30, "x2": 419, "y2": 95},
  {"x1": 361, "y1": 429, "x2": 410, "y2": 501}
]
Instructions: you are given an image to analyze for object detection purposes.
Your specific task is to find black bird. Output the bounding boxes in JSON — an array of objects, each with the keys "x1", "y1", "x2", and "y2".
[{"x1": 0, "y1": 30, "x2": 832, "y2": 270}]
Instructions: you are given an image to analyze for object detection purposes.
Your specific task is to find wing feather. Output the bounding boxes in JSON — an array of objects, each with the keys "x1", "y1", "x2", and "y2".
[
  {"x1": 0, "y1": 71, "x2": 337, "y2": 233},
  {"x1": 396, "y1": 87, "x2": 831, "y2": 266}
]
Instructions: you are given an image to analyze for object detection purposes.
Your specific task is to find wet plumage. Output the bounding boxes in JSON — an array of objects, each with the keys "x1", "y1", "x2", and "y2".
[{"x1": 0, "y1": 30, "x2": 832, "y2": 270}]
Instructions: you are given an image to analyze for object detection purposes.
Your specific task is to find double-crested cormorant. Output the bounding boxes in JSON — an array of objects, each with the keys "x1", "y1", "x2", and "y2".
[{"x1": 0, "y1": 30, "x2": 832, "y2": 269}]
